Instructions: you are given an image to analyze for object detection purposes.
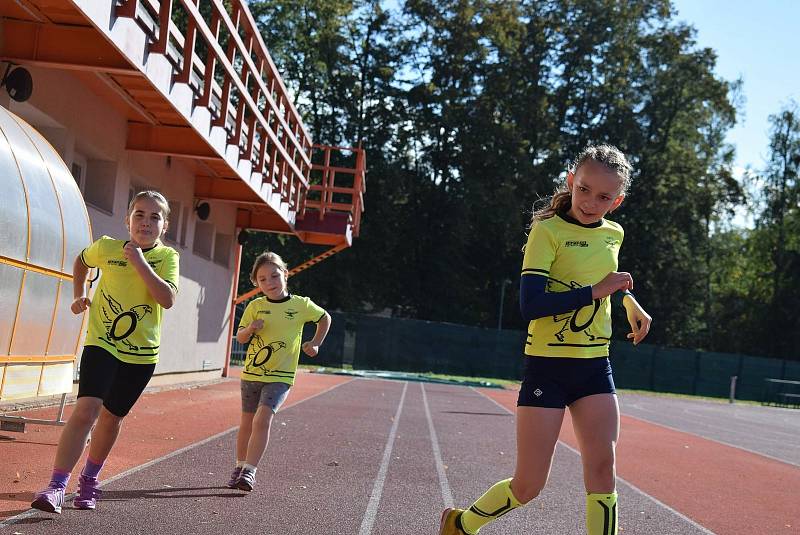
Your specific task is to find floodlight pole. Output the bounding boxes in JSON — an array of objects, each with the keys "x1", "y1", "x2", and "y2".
[{"x1": 498, "y1": 278, "x2": 511, "y2": 331}]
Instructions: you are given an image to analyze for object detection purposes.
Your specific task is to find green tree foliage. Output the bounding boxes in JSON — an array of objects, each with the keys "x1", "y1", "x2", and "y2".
[
  {"x1": 234, "y1": 0, "x2": 795, "y2": 359},
  {"x1": 709, "y1": 102, "x2": 800, "y2": 358}
]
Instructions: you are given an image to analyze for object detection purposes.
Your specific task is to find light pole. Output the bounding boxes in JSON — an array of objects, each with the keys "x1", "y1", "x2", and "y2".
[{"x1": 498, "y1": 278, "x2": 512, "y2": 331}]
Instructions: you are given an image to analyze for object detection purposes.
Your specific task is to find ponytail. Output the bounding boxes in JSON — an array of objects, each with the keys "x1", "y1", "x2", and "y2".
[{"x1": 530, "y1": 186, "x2": 571, "y2": 228}]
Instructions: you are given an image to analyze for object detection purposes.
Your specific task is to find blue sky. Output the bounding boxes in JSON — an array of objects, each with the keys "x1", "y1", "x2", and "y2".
[{"x1": 671, "y1": 0, "x2": 799, "y2": 173}]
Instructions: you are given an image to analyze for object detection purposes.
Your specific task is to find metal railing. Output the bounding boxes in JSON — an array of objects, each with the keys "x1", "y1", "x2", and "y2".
[
  {"x1": 117, "y1": 0, "x2": 313, "y2": 213},
  {"x1": 305, "y1": 145, "x2": 367, "y2": 238}
]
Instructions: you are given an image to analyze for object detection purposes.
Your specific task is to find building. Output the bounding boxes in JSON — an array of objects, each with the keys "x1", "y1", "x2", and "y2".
[{"x1": 0, "y1": 0, "x2": 365, "y2": 403}]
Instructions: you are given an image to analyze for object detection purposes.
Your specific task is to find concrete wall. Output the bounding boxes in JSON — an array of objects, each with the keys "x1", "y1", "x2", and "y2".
[{"x1": 1, "y1": 66, "x2": 237, "y2": 377}]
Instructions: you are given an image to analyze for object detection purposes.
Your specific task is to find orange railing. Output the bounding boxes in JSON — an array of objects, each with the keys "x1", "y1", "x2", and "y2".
[
  {"x1": 305, "y1": 145, "x2": 367, "y2": 238},
  {"x1": 116, "y1": 0, "x2": 312, "y2": 212}
]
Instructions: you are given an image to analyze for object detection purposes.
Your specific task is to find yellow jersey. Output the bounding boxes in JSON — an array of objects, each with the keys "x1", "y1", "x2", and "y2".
[
  {"x1": 81, "y1": 236, "x2": 179, "y2": 364},
  {"x1": 238, "y1": 294, "x2": 326, "y2": 385},
  {"x1": 521, "y1": 213, "x2": 623, "y2": 358}
]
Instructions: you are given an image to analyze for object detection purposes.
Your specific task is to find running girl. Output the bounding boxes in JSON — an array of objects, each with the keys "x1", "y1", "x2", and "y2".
[
  {"x1": 32, "y1": 190, "x2": 178, "y2": 513},
  {"x1": 228, "y1": 251, "x2": 331, "y2": 491},
  {"x1": 440, "y1": 144, "x2": 652, "y2": 535}
]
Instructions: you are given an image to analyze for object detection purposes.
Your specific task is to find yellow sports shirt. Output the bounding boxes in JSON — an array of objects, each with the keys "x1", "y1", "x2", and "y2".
[
  {"x1": 81, "y1": 236, "x2": 179, "y2": 364},
  {"x1": 521, "y1": 214, "x2": 623, "y2": 358},
  {"x1": 238, "y1": 294, "x2": 326, "y2": 385}
]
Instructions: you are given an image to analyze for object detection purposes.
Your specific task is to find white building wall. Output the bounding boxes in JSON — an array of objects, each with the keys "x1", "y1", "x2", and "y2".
[{"x1": 2, "y1": 66, "x2": 236, "y2": 376}]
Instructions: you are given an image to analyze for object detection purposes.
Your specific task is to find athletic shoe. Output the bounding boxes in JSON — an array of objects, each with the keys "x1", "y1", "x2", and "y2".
[
  {"x1": 235, "y1": 467, "x2": 256, "y2": 492},
  {"x1": 31, "y1": 486, "x2": 65, "y2": 514},
  {"x1": 73, "y1": 475, "x2": 102, "y2": 510},
  {"x1": 227, "y1": 466, "x2": 242, "y2": 489},
  {"x1": 439, "y1": 508, "x2": 469, "y2": 535}
]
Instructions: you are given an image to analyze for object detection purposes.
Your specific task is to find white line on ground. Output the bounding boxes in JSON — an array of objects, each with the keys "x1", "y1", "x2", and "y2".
[
  {"x1": 421, "y1": 382, "x2": 454, "y2": 509},
  {"x1": 470, "y1": 387, "x2": 718, "y2": 535},
  {"x1": 358, "y1": 381, "x2": 408, "y2": 535},
  {"x1": 0, "y1": 377, "x2": 353, "y2": 528},
  {"x1": 622, "y1": 411, "x2": 800, "y2": 468}
]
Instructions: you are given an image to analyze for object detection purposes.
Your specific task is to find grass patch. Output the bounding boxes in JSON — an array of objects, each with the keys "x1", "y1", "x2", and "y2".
[
  {"x1": 302, "y1": 365, "x2": 517, "y2": 389},
  {"x1": 302, "y1": 365, "x2": 766, "y2": 404}
]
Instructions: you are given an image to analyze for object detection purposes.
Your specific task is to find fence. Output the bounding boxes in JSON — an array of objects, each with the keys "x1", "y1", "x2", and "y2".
[{"x1": 230, "y1": 309, "x2": 800, "y2": 402}]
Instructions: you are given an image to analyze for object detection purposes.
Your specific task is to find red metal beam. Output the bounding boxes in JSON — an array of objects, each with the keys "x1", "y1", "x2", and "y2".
[
  {"x1": 126, "y1": 123, "x2": 218, "y2": 159},
  {"x1": 0, "y1": 19, "x2": 135, "y2": 75},
  {"x1": 235, "y1": 209, "x2": 293, "y2": 234},
  {"x1": 194, "y1": 176, "x2": 262, "y2": 204},
  {"x1": 234, "y1": 241, "x2": 350, "y2": 305}
]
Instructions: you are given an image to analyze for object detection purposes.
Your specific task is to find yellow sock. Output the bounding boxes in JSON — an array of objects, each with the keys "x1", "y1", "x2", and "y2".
[
  {"x1": 460, "y1": 478, "x2": 522, "y2": 534},
  {"x1": 586, "y1": 492, "x2": 618, "y2": 535}
]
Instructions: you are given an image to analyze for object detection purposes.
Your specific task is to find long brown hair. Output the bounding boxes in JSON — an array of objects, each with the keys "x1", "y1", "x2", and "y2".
[
  {"x1": 530, "y1": 144, "x2": 632, "y2": 227},
  {"x1": 249, "y1": 251, "x2": 288, "y2": 285}
]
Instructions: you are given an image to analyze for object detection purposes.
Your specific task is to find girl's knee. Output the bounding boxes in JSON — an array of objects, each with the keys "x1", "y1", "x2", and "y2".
[
  {"x1": 71, "y1": 405, "x2": 101, "y2": 428},
  {"x1": 96, "y1": 412, "x2": 124, "y2": 431},
  {"x1": 253, "y1": 407, "x2": 274, "y2": 425}
]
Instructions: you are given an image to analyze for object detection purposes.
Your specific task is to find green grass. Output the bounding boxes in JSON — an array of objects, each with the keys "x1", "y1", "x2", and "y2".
[
  {"x1": 615, "y1": 388, "x2": 761, "y2": 405},
  {"x1": 301, "y1": 365, "x2": 766, "y2": 403},
  {"x1": 301, "y1": 365, "x2": 516, "y2": 389}
]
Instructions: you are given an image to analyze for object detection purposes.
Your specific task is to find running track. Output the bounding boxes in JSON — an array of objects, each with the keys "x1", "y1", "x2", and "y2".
[{"x1": 1, "y1": 372, "x2": 797, "y2": 534}]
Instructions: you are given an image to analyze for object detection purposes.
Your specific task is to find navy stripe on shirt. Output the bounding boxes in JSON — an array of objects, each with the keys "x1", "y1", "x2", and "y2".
[{"x1": 519, "y1": 274, "x2": 593, "y2": 321}]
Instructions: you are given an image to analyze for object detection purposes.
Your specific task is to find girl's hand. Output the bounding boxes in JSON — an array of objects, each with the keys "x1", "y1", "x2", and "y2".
[
  {"x1": 624, "y1": 299, "x2": 652, "y2": 345},
  {"x1": 71, "y1": 296, "x2": 91, "y2": 314},
  {"x1": 250, "y1": 319, "x2": 264, "y2": 332},
  {"x1": 302, "y1": 342, "x2": 319, "y2": 357},
  {"x1": 123, "y1": 242, "x2": 146, "y2": 266},
  {"x1": 592, "y1": 271, "x2": 633, "y2": 300}
]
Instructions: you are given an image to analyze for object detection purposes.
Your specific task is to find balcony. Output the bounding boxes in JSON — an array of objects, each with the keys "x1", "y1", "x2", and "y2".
[{"x1": 0, "y1": 0, "x2": 365, "y2": 256}]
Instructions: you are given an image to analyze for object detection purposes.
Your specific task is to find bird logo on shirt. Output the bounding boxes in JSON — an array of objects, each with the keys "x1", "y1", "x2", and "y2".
[
  {"x1": 100, "y1": 291, "x2": 152, "y2": 351},
  {"x1": 247, "y1": 336, "x2": 287, "y2": 372}
]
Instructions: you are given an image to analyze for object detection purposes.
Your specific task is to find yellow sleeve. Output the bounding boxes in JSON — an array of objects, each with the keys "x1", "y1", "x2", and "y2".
[
  {"x1": 80, "y1": 236, "x2": 107, "y2": 268},
  {"x1": 158, "y1": 248, "x2": 180, "y2": 292},
  {"x1": 521, "y1": 222, "x2": 557, "y2": 276},
  {"x1": 238, "y1": 301, "x2": 256, "y2": 331},
  {"x1": 304, "y1": 297, "x2": 326, "y2": 323}
]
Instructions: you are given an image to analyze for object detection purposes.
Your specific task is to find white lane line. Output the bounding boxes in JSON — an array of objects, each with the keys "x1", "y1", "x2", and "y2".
[
  {"x1": 621, "y1": 411, "x2": 800, "y2": 468},
  {"x1": 557, "y1": 441, "x2": 717, "y2": 535},
  {"x1": 421, "y1": 382, "x2": 454, "y2": 508},
  {"x1": 471, "y1": 388, "x2": 718, "y2": 535},
  {"x1": 358, "y1": 381, "x2": 408, "y2": 535},
  {"x1": 0, "y1": 377, "x2": 353, "y2": 528}
]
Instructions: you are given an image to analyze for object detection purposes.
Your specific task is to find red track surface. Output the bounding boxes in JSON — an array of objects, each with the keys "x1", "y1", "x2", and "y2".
[
  {"x1": 0, "y1": 371, "x2": 352, "y2": 520},
  {"x1": 477, "y1": 388, "x2": 799, "y2": 535},
  {"x1": 3, "y1": 376, "x2": 797, "y2": 533}
]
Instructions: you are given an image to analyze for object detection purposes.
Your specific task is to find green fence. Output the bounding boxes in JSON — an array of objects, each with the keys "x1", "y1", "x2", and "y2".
[{"x1": 233, "y1": 309, "x2": 799, "y2": 402}]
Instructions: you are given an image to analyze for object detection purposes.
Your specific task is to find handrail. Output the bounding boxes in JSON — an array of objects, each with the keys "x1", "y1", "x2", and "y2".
[
  {"x1": 305, "y1": 145, "x2": 366, "y2": 238},
  {"x1": 117, "y1": 0, "x2": 312, "y2": 210}
]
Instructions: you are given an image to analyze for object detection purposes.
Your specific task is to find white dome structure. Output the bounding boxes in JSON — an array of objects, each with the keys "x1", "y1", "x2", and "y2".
[{"x1": 0, "y1": 105, "x2": 92, "y2": 400}]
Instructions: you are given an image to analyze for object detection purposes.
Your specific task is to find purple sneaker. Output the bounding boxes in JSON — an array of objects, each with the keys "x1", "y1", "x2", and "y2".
[
  {"x1": 227, "y1": 467, "x2": 242, "y2": 489},
  {"x1": 73, "y1": 475, "x2": 102, "y2": 510},
  {"x1": 31, "y1": 486, "x2": 65, "y2": 514},
  {"x1": 235, "y1": 467, "x2": 256, "y2": 492}
]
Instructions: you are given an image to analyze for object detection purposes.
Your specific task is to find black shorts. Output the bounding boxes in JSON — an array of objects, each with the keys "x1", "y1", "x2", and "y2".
[
  {"x1": 77, "y1": 345, "x2": 156, "y2": 417},
  {"x1": 517, "y1": 355, "x2": 616, "y2": 409}
]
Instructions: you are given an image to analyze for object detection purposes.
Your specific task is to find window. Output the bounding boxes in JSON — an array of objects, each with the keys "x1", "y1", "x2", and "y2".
[
  {"x1": 193, "y1": 220, "x2": 214, "y2": 259},
  {"x1": 71, "y1": 157, "x2": 85, "y2": 191},
  {"x1": 213, "y1": 232, "x2": 232, "y2": 267},
  {"x1": 164, "y1": 200, "x2": 182, "y2": 244},
  {"x1": 84, "y1": 159, "x2": 117, "y2": 214},
  {"x1": 179, "y1": 205, "x2": 189, "y2": 247}
]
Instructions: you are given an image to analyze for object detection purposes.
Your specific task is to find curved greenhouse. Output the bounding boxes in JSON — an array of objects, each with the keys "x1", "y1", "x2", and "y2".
[{"x1": 0, "y1": 106, "x2": 92, "y2": 400}]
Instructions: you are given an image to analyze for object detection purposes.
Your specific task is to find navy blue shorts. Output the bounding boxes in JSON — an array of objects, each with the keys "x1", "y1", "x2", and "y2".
[
  {"x1": 517, "y1": 356, "x2": 616, "y2": 409},
  {"x1": 77, "y1": 345, "x2": 156, "y2": 417}
]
